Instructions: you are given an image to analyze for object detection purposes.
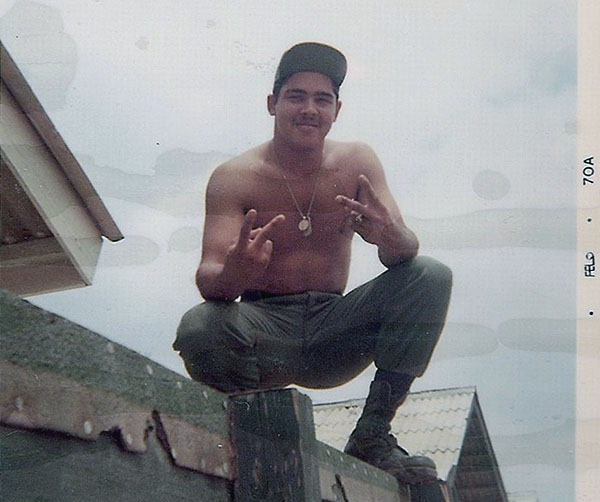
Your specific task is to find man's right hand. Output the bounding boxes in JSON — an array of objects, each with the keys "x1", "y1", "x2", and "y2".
[{"x1": 223, "y1": 209, "x2": 285, "y2": 290}]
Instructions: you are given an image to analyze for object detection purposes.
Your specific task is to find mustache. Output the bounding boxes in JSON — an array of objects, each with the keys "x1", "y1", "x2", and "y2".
[{"x1": 294, "y1": 120, "x2": 318, "y2": 126}]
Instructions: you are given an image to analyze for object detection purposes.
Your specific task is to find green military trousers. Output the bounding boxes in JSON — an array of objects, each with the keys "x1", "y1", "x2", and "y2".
[{"x1": 173, "y1": 256, "x2": 452, "y2": 393}]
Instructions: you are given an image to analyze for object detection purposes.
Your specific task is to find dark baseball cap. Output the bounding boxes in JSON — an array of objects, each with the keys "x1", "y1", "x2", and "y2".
[{"x1": 273, "y1": 42, "x2": 347, "y2": 97}]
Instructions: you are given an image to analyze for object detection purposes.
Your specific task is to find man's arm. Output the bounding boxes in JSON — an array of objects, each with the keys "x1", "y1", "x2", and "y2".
[
  {"x1": 196, "y1": 164, "x2": 284, "y2": 301},
  {"x1": 335, "y1": 143, "x2": 419, "y2": 267}
]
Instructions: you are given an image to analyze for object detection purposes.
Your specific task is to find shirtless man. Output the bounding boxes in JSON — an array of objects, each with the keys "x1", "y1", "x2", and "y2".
[{"x1": 174, "y1": 42, "x2": 452, "y2": 484}]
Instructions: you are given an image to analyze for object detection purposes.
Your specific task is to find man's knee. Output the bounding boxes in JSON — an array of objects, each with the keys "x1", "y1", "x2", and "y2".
[
  {"x1": 174, "y1": 301, "x2": 242, "y2": 350},
  {"x1": 395, "y1": 256, "x2": 453, "y2": 293},
  {"x1": 415, "y1": 256, "x2": 452, "y2": 288},
  {"x1": 173, "y1": 301, "x2": 259, "y2": 392}
]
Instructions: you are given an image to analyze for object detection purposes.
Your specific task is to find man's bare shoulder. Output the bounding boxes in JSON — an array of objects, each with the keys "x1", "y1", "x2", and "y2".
[
  {"x1": 326, "y1": 140, "x2": 382, "y2": 171},
  {"x1": 211, "y1": 144, "x2": 266, "y2": 175},
  {"x1": 327, "y1": 139, "x2": 375, "y2": 156},
  {"x1": 208, "y1": 143, "x2": 270, "y2": 186},
  {"x1": 205, "y1": 144, "x2": 275, "y2": 213}
]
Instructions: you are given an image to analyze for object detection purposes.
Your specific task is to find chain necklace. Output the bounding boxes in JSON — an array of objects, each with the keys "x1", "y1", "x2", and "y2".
[{"x1": 272, "y1": 145, "x2": 323, "y2": 237}]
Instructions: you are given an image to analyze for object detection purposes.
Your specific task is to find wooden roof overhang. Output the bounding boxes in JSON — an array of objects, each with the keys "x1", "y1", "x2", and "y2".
[{"x1": 0, "y1": 40, "x2": 123, "y2": 296}]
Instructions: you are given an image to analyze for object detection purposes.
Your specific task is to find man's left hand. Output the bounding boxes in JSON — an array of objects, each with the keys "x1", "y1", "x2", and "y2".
[{"x1": 335, "y1": 174, "x2": 392, "y2": 245}]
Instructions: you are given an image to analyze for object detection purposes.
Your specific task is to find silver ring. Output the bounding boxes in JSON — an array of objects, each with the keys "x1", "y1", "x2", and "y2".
[{"x1": 355, "y1": 214, "x2": 364, "y2": 224}]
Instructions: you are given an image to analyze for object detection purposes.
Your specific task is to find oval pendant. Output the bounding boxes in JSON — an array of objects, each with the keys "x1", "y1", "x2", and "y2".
[
  {"x1": 298, "y1": 217, "x2": 310, "y2": 231},
  {"x1": 298, "y1": 217, "x2": 312, "y2": 236}
]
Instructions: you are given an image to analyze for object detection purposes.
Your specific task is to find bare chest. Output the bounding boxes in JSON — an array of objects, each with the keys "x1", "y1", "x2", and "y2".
[{"x1": 242, "y1": 168, "x2": 357, "y2": 249}]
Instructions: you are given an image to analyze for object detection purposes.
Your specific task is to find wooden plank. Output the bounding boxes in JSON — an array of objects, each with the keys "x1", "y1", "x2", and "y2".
[
  {"x1": 231, "y1": 389, "x2": 321, "y2": 502},
  {"x1": 0, "y1": 360, "x2": 235, "y2": 479},
  {"x1": 0, "y1": 252, "x2": 85, "y2": 296},
  {"x1": 410, "y1": 480, "x2": 452, "y2": 502},
  {"x1": 0, "y1": 290, "x2": 231, "y2": 440},
  {"x1": 0, "y1": 424, "x2": 231, "y2": 502},
  {"x1": 317, "y1": 441, "x2": 407, "y2": 502},
  {"x1": 0, "y1": 237, "x2": 87, "y2": 296},
  {"x1": 0, "y1": 237, "x2": 63, "y2": 264}
]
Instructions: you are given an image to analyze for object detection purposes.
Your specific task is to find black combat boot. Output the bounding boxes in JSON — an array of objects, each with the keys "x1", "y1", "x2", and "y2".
[{"x1": 344, "y1": 378, "x2": 438, "y2": 484}]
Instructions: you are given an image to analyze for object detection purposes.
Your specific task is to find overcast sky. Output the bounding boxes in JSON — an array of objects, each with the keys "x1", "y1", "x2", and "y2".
[{"x1": 1, "y1": 1, "x2": 578, "y2": 500}]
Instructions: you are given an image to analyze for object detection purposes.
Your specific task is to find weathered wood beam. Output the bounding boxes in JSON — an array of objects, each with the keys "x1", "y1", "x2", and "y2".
[
  {"x1": 231, "y1": 389, "x2": 321, "y2": 502},
  {"x1": 410, "y1": 480, "x2": 452, "y2": 502}
]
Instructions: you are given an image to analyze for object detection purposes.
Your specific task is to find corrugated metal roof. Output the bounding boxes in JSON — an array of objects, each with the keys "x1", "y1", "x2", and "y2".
[{"x1": 314, "y1": 387, "x2": 476, "y2": 480}]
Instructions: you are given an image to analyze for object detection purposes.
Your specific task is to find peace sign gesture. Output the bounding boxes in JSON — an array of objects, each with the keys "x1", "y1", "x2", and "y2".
[
  {"x1": 223, "y1": 209, "x2": 285, "y2": 287},
  {"x1": 336, "y1": 172, "x2": 419, "y2": 266},
  {"x1": 335, "y1": 175, "x2": 393, "y2": 245}
]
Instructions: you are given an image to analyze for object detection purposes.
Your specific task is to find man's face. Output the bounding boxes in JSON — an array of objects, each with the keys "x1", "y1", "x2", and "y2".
[{"x1": 267, "y1": 71, "x2": 342, "y2": 148}]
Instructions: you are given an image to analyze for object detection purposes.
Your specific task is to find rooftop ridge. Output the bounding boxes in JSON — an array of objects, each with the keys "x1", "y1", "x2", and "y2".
[
  {"x1": 396, "y1": 407, "x2": 472, "y2": 417},
  {"x1": 411, "y1": 447, "x2": 462, "y2": 455},
  {"x1": 313, "y1": 385, "x2": 477, "y2": 408},
  {"x1": 393, "y1": 424, "x2": 466, "y2": 434}
]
